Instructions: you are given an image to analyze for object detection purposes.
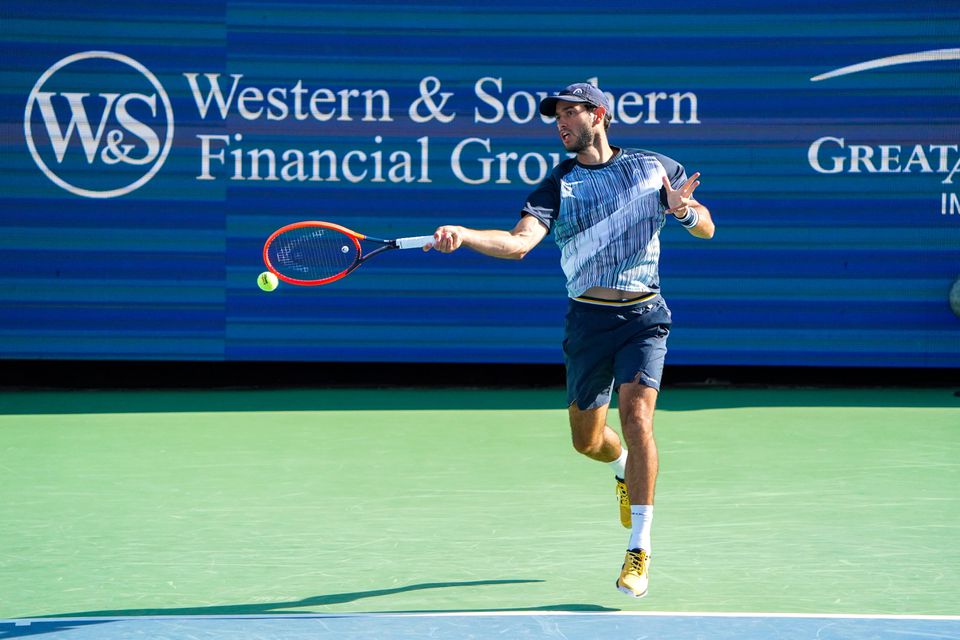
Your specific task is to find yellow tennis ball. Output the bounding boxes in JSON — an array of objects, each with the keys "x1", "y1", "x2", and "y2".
[
  {"x1": 950, "y1": 276, "x2": 960, "y2": 318},
  {"x1": 257, "y1": 271, "x2": 278, "y2": 292}
]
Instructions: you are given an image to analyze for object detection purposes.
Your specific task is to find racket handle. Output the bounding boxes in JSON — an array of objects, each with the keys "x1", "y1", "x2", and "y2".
[{"x1": 396, "y1": 235, "x2": 435, "y2": 250}]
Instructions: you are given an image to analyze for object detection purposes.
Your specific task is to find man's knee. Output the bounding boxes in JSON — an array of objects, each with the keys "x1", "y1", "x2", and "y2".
[
  {"x1": 619, "y1": 382, "x2": 658, "y2": 444},
  {"x1": 621, "y1": 417, "x2": 655, "y2": 448},
  {"x1": 571, "y1": 431, "x2": 606, "y2": 457},
  {"x1": 568, "y1": 402, "x2": 609, "y2": 457}
]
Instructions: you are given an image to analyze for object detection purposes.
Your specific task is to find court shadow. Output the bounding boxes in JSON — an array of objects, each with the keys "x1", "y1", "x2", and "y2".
[
  {"x1": 2, "y1": 580, "x2": 620, "y2": 638},
  {"x1": 37, "y1": 579, "x2": 544, "y2": 617},
  {"x1": 0, "y1": 387, "x2": 568, "y2": 415},
  {"x1": 654, "y1": 385, "x2": 960, "y2": 411},
  {"x1": 6, "y1": 384, "x2": 958, "y2": 416}
]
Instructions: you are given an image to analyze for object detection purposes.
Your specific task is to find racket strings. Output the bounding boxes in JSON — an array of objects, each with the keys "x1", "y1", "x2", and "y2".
[{"x1": 269, "y1": 228, "x2": 359, "y2": 281}]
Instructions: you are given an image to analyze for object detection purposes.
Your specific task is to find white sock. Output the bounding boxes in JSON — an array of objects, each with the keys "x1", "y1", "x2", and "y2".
[
  {"x1": 628, "y1": 505, "x2": 653, "y2": 553},
  {"x1": 608, "y1": 448, "x2": 628, "y2": 479}
]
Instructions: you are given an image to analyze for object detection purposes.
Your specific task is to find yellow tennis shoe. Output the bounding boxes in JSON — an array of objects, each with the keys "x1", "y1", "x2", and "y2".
[
  {"x1": 616, "y1": 548, "x2": 650, "y2": 598},
  {"x1": 615, "y1": 477, "x2": 631, "y2": 528}
]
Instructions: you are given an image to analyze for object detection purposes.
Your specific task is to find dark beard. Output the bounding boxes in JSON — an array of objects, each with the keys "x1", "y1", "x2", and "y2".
[{"x1": 563, "y1": 125, "x2": 594, "y2": 153}]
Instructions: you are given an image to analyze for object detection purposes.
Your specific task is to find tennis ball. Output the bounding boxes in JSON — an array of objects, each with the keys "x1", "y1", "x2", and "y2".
[
  {"x1": 257, "y1": 271, "x2": 278, "y2": 292},
  {"x1": 950, "y1": 276, "x2": 960, "y2": 318}
]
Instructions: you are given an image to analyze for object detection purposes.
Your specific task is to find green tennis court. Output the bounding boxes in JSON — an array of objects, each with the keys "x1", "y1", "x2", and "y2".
[{"x1": 1, "y1": 386, "x2": 957, "y2": 635}]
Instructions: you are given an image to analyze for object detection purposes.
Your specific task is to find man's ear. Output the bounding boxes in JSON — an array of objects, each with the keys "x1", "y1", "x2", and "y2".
[{"x1": 594, "y1": 106, "x2": 606, "y2": 123}]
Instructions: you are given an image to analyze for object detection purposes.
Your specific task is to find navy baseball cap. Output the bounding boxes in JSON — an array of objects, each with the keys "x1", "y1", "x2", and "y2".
[{"x1": 539, "y1": 83, "x2": 612, "y2": 116}]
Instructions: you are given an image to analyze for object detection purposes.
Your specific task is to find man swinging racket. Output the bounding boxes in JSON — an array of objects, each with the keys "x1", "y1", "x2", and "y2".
[{"x1": 427, "y1": 82, "x2": 715, "y2": 598}]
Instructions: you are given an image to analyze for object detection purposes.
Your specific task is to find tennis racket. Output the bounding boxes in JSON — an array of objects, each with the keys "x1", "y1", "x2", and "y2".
[{"x1": 262, "y1": 221, "x2": 434, "y2": 286}]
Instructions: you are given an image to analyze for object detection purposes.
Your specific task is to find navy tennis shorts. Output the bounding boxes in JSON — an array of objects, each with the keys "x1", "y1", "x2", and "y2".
[{"x1": 562, "y1": 294, "x2": 672, "y2": 411}]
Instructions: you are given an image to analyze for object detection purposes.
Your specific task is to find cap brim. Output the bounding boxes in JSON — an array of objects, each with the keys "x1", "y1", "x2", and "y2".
[{"x1": 538, "y1": 94, "x2": 592, "y2": 116}]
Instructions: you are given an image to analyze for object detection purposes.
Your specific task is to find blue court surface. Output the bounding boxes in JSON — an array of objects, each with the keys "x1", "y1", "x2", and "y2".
[{"x1": 2, "y1": 612, "x2": 958, "y2": 639}]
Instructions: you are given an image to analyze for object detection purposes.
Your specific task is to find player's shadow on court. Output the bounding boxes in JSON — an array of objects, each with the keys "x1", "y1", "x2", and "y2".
[{"x1": 7, "y1": 580, "x2": 618, "y2": 637}]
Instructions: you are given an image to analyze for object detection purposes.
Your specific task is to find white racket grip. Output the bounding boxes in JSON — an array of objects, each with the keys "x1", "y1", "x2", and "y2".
[{"x1": 396, "y1": 235, "x2": 435, "y2": 249}]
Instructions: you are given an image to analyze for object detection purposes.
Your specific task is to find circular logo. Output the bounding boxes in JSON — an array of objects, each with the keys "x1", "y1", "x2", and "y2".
[{"x1": 24, "y1": 51, "x2": 174, "y2": 198}]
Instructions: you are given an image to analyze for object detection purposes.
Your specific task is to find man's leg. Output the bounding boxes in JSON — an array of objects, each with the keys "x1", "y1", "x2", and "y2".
[
  {"x1": 568, "y1": 402, "x2": 632, "y2": 528},
  {"x1": 567, "y1": 401, "x2": 621, "y2": 463},
  {"x1": 618, "y1": 382, "x2": 659, "y2": 506},
  {"x1": 616, "y1": 381, "x2": 659, "y2": 598}
]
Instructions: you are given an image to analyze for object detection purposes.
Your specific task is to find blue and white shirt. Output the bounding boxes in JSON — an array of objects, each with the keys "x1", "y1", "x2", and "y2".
[{"x1": 521, "y1": 148, "x2": 687, "y2": 298}]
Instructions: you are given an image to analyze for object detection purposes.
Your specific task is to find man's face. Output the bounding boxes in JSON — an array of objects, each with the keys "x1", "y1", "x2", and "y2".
[{"x1": 554, "y1": 100, "x2": 596, "y2": 153}]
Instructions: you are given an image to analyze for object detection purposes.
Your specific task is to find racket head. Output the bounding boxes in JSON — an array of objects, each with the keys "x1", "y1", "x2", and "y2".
[{"x1": 263, "y1": 221, "x2": 365, "y2": 286}]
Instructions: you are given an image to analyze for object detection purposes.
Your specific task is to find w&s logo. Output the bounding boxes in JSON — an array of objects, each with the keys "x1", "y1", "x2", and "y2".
[{"x1": 24, "y1": 51, "x2": 174, "y2": 198}]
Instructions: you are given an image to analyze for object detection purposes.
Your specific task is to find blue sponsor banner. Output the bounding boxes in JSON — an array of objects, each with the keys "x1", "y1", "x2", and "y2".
[{"x1": 2, "y1": 1, "x2": 958, "y2": 366}]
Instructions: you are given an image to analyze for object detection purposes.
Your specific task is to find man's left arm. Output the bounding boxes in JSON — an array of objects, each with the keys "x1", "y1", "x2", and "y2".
[
  {"x1": 661, "y1": 173, "x2": 715, "y2": 239},
  {"x1": 678, "y1": 198, "x2": 714, "y2": 239}
]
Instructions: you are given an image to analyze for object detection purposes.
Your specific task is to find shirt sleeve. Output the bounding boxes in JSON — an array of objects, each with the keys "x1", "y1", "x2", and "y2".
[
  {"x1": 642, "y1": 150, "x2": 687, "y2": 208},
  {"x1": 519, "y1": 159, "x2": 573, "y2": 232}
]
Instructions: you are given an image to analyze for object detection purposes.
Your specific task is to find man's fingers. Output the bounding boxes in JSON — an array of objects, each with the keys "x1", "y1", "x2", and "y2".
[
  {"x1": 431, "y1": 228, "x2": 460, "y2": 253},
  {"x1": 681, "y1": 172, "x2": 701, "y2": 197}
]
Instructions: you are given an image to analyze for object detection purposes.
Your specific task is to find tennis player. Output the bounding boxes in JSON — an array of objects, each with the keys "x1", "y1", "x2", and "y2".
[{"x1": 428, "y1": 82, "x2": 714, "y2": 598}]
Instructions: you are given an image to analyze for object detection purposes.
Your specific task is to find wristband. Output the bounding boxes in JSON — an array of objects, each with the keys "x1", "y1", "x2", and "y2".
[{"x1": 677, "y1": 206, "x2": 699, "y2": 228}]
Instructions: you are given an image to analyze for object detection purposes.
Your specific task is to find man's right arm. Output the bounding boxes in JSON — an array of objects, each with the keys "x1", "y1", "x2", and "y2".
[{"x1": 429, "y1": 214, "x2": 548, "y2": 260}]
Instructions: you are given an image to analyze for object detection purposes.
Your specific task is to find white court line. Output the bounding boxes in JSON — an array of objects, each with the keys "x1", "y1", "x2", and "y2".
[{"x1": 3, "y1": 611, "x2": 959, "y2": 623}]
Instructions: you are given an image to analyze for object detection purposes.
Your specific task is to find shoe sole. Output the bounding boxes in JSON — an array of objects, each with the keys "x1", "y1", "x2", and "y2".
[{"x1": 616, "y1": 581, "x2": 648, "y2": 598}]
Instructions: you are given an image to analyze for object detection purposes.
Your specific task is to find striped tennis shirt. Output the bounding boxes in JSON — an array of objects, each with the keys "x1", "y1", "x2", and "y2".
[{"x1": 521, "y1": 148, "x2": 687, "y2": 299}]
